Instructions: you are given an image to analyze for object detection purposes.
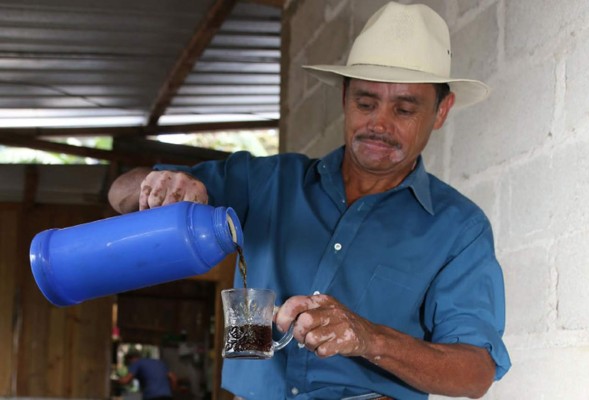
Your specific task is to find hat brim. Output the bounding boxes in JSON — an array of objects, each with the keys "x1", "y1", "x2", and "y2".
[{"x1": 303, "y1": 64, "x2": 490, "y2": 109}]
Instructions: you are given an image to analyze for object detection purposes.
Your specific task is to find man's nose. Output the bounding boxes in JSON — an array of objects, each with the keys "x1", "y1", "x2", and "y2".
[{"x1": 368, "y1": 107, "x2": 390, "y2": 133}]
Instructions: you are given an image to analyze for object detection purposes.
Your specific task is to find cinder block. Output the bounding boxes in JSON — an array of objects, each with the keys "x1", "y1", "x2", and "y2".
[
  {"x1": 324, "y1": 84, "x2": 344, "y2": 126},
  {"x1": 555, "y1": 230, "x2": 589, "y2": 330},
  {"x1": 564, "y1": 28, "x2": 589, "y2": 133},
  {"x1": 422, "y1": 123, "x2": 450, "y2": 179},
  {"x1": 500, "y1": 154, "x2": 555, "y2": 245},
  {"x1": 505, "y1": 0, "x2": 588, "y2": 61},
  {"x1": 325, "y1": 0, "x2": 349, "y2": 21},
  {"x1": 289, "y1": 0, "x2": 325, "y2": 58},
  {"x1": 451, "y1": 61, "x2": 555, "y2": 178},
  {"x1": 456, "y1": 0, "x2": 489, "y2": 18},
  {"x1": 351, "y1": 0, "x2": 392, "y2": 37},
  {"x1": 287, "y1": 53, "x2": 308, "y2": 110},
  {"x1": 452, "y1": 4, "x2": 499, "y2": 81},
  {"x1": 286, "y1": 88, "x2": 326, "y2": 152},
  {"x1": 460, "y1": 178, "x2": 499, "y2": 228},
  {"x1": 306, "y1": 12, "x2": 352, "y2": 66},
  {"x1": 551, "y1": 140, "x2": 589, "y2": 236},
  {"x1": 493, "y1": 347, "x2": 589, "y2": 399},
  {"x1": 501, "y1": 245, "x2": 552, "y2": 335},
  {"x1": 305, "y1": 117, "x2": 344, "y2": 158},
  {"x1": 416, "y1": 0, "x2": 451, "y2": 22}
]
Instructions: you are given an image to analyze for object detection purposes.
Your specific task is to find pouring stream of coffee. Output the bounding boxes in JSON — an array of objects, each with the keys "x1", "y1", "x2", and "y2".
[
  {"x1": 236, "y1": 244, "x2": 247, "y2": 289},
  {"x1": 235, "y1": 244, "x2": 253, "y2": 325}
]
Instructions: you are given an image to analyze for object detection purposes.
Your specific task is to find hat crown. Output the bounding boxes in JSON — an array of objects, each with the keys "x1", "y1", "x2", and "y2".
[{"x1": 347, "y1": 2, "x2": 451, "y2": 78}]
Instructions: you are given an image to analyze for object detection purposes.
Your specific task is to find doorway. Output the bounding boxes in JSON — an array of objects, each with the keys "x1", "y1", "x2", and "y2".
[{"x1": 112, "y1": 280, "x2": 217, "y2": 400}]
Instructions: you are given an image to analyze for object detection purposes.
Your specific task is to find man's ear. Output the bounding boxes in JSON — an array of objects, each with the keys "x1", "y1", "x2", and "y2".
[{"x1": 433, "y1": 92, "x2": 455, "y2": 130}]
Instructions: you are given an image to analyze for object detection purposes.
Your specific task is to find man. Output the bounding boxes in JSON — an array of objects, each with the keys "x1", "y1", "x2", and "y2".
[
  {"x1": 108, "y1": 2, "x2": 511, "y2": 399},
  {"x1": 118, "y1": 350, "x2": 177, "y2": 400}
]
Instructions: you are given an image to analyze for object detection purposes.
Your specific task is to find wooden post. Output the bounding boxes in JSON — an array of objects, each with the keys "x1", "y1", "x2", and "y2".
[{"x1": 193, "y1": 254, "x2": 236, "y2": 400}]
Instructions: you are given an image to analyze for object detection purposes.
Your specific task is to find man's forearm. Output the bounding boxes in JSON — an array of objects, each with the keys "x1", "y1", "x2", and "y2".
[
  {"x1": 108, "y1": 167, "x2": 151, "y2": 214},
  {"x1": 364, "y1": 325, "x2": 495, "y2": 398},
  {"x1": 276, "y1": 294, "x2": 496, "y2": 398}
]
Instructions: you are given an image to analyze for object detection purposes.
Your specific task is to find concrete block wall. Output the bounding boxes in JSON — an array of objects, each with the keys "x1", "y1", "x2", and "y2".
[{"x1": 281, "y1": 0, "x2": 589, "y2": 398}]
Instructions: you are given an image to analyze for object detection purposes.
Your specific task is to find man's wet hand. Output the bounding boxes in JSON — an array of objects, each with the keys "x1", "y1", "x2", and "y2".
[
  {"x1": 275, "y1": 294, "x2": 375, "y2": 358},
  {"x1": 139, "y1": 170, "x2": 209, "y2": 210}
]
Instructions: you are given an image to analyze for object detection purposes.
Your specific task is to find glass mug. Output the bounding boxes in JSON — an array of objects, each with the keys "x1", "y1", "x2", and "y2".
[{"x1": 221, "y1": 288, "x2": 294, "y2": 359}]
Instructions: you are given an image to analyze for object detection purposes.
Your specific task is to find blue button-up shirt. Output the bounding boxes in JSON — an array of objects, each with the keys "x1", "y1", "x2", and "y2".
[{"x1": 156, "y1": 147, "x2": 511, "y2": 399}]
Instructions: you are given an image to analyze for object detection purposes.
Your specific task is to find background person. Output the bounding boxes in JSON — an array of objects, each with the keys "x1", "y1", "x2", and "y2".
[{"x1": 119, "y1": 350, "x2": 177, "y2": 400}]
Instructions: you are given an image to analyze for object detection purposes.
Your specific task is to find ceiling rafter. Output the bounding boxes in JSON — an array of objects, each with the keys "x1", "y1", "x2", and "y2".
[
  {"x1": 0, "y1": 119, "x2": 277, "y2": 138},
  {"x1": 147, "y1": 0, "x2": 240, "y2": 127},
  {"x1": 242, "y1": 0, "x2": 285, "y2": 7},
  {"x1": 0, "y1": 135, "x2": 230, "y2": 166}
]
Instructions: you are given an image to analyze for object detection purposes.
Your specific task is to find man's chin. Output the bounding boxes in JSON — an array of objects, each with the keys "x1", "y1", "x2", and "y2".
[{"x1": 356, "y1": 151, "x2": 404, "y2": 168}]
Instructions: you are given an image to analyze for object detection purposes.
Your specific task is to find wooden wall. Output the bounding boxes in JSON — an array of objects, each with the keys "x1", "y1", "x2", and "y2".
[
  {"x1": 0, "y1": 201, "x2": 236, "y2": 400},
  {"x1": 0, "y1": 202, "x2": 114, "y2": 398},
  {"x1": 192, "y1": 257, "x2": 236, "y2": 400}
]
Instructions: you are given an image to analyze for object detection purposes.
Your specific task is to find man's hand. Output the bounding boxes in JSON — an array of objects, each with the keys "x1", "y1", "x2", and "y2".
[
  {"x1": 275, "y1": 294, "x2": 374, "y2": 358},
  {"x1": 139, "y1": 170, "x2": 209, "y2": 210}
]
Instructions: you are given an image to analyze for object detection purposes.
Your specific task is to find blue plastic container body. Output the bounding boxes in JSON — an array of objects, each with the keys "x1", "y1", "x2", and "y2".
[{"x1": 30, "y1": 202, "x2": 243, "y2": 307}]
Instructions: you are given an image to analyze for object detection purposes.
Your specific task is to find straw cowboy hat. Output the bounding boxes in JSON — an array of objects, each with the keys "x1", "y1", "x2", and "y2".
[{"x1": 303, "y1": 1, "x2": 490, "y2": 109}]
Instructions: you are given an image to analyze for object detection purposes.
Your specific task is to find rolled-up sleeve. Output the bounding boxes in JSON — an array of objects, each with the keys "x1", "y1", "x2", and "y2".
[{"x1": 424, "y1": 217, "x2": 512, "y2": 380}]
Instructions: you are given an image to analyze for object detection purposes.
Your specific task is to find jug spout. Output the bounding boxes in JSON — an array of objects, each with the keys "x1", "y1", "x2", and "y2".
[{"x1": 212, "y1": 206, "x2": 243, "y2": 254}]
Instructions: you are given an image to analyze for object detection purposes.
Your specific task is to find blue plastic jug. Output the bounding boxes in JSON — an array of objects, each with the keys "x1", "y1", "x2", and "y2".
[{"x1": 30, "y1": 201, "x2": 243, "y2": 307}]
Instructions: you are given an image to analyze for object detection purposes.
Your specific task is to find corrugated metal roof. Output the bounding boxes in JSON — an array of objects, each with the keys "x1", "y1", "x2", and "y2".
[{"x1": 0, "y1": 0, "x2": 281, "y2": 132}]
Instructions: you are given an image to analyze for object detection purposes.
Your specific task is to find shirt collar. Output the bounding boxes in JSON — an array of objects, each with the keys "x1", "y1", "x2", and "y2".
[
  {"x1": 318, "y1": 146, "x2": 434, "y2": 215},
  {"x1": 401, "y1": 156, "x2": 434, "y2": 215}
]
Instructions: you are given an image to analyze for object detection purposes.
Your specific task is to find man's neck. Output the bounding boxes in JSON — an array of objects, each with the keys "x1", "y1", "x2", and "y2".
[{"x1": 342, "y1": 157, "x2": 416, "y2": 205}]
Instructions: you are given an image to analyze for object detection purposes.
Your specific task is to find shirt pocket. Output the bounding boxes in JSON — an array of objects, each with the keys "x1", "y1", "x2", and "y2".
[{"x1": 353, "y1": 264, "x2": 429, "y2": 330}]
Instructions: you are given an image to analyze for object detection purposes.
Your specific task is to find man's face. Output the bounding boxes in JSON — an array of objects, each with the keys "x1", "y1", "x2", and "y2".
[{"x1": 343, "y1": 79, "x2": 454, "y2": 177}]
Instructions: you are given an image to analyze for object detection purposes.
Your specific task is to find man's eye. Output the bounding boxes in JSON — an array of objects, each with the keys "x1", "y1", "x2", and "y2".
[
  {"x1": 357, "y1": 102, "x2": 373, "y2": 110},
  {"x1": 397, "y1": 107, "x2": 415, "y2": 116}
]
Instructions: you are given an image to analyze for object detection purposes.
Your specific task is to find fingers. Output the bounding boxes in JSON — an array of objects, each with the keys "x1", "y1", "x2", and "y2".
[
  {"x1": 301, "y1": 325, "x2": 338, "y2": 357},
  {"x1": 275, "y1": 294, "x2": 327, "y2": 332},
  {"x1": 139, "y1": 171, "x2": 208, "y2": 210},
  {"x1": 296, "y1": 311, "x2": 338, "y2": 357},
  {"x1": 277, "y1": 294, "x2": 370, "y2": 358}
]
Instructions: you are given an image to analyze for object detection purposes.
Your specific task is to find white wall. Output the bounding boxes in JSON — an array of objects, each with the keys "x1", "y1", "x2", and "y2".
[{"x1": 282, "y1": 0, "x2": 589, "y2": 398}]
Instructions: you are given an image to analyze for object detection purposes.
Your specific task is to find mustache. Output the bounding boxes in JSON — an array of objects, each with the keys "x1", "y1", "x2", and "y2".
[{"x1": 354, "y1": 132, "x2": 402, "y2": 149}]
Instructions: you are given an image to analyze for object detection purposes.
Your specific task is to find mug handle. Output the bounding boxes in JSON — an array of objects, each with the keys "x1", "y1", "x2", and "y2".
[{"x1": 272, "y1": 306, "x2": 295, "y2": 351}]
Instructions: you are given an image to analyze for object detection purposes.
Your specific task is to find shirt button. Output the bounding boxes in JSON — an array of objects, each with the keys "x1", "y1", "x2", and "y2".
[
  {"x1": 334, "y1": 243, "x2": 342, "y2": 251},
  {"x1": 291, "y1": 387, "x2": 299, "y2": 395}
]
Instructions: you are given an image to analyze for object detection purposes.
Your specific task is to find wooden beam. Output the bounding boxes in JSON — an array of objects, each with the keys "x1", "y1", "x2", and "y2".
[
  {"x1": 148, "y1": 0, "x2": 239, "y2": 127},
  {"x1": 0, "y1": 136, "x2": 230, "y2": 166},
  {"x1": 0, "y1": 136, "x2": 151, "y2": 164},
  {"x1": 112, "y1": 136, "x2": 230, "y2": 165},
  {"x1": 23, "y1": 165, "x2": 38, "y2": 208},
  {"x1": 242, "y1": 0, "x2": 285, "y2": 8},
  {"x1": 0, "y1": 119, "x2": 278, "y2": 138}
]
